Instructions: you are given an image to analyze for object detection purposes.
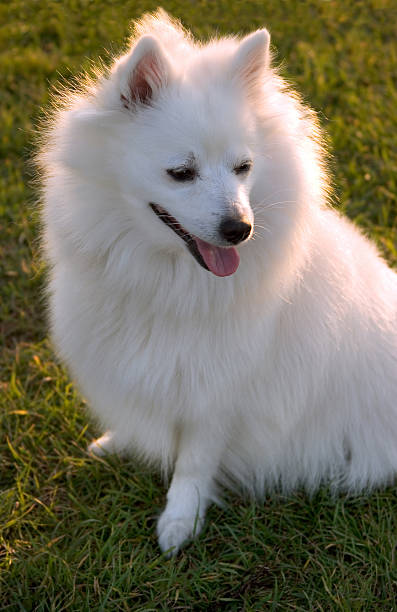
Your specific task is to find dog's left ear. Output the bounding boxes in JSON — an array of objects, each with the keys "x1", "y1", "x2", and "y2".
[
  {"x1": 115, "y1": 35, "x2": 172, "y2": 109},
  {"x1": 231, "y1": 29, "x2": 271, "y2": 97}
]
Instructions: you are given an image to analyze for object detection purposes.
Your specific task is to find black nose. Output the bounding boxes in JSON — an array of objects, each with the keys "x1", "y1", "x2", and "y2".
[{"x1": 219, "y1": 217, "x2": 252, "y2": 245}]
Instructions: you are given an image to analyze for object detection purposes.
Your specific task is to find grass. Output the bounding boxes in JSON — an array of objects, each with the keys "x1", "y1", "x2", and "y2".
[{"x1": 1, "y1": 0, "x2": 397, "y2": 609}]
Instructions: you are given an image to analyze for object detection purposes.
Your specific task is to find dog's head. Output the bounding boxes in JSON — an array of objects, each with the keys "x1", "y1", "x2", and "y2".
[
  {"x1": 102, "y1": 14, "x2": 271, "y2": 276},
  {"x1": 49, "y1": 12, "x2": 310, "y2": 279}
]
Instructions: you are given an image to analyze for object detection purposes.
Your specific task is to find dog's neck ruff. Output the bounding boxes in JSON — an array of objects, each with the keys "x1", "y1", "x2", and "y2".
[{"x1": 149, "y1": 203, "x2": 240, "y2": 277}]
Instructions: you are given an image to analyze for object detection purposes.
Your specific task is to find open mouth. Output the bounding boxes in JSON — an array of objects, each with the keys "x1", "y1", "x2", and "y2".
[
  {"x1": 150, "y1": 203, "x2": 209, "y2": 272},
  {"x1": 149, "y1": 203, "x2": 240, "y2": 277}
]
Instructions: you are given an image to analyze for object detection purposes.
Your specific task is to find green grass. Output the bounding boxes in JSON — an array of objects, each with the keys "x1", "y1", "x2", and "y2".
[{"x1": 1, "y1": 0, "x2": 397, "y2": 609}]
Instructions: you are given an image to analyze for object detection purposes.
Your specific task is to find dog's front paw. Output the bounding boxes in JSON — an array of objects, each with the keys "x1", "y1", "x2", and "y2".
[{"x1": 157, "y1": 511, "x2": 204, "y2": 557}]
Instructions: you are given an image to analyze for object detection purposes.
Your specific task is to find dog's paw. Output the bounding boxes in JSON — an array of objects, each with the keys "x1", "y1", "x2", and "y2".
[
  {"x1": 87, "y1": 431, "x2": 115, "y2": 456},
  {"x1": 157, "y1": 512, "x2": 204, "y2": 557}
]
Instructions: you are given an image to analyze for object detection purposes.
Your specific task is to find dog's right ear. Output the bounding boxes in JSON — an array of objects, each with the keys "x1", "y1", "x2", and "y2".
[{"x1": 114, "y1": 35, "x2": 172, "y2": 109}]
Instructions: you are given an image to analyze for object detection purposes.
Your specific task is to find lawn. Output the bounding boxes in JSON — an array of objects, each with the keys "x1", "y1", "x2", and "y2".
[{"x1": 1, "y1": 0, "x2": 397, "y2": 609}]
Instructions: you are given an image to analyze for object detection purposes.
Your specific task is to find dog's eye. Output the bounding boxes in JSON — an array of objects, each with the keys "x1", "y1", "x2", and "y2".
[
  {"x1": 234, "y1": 161, "x2": 252, "y2": 175},
  {"x1": 167, "y1": 167, "x2": 196, "y2": 182}
]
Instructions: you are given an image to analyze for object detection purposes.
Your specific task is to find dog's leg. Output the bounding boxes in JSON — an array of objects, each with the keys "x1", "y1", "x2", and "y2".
[{"x1": 157, "y1": 421, "x2": 223, "y2": 557}]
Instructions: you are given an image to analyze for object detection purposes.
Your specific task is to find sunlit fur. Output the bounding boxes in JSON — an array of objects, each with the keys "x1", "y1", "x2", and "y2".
[{"x1": 39, "y1": 10, "x2": 397, "y2": 555}]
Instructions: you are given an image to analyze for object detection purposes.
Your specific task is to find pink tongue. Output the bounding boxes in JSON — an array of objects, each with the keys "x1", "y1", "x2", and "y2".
[{"x1": 194, "y1": 237, "x2": 240, "y2": 277}]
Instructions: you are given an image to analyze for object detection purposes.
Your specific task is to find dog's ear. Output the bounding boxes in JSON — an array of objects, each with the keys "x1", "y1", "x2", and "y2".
[
  {"x1": 115, "y1": 35, "x2": 172, "y2": 109},
  {"x1": 231, "y1": 30, "x2": 271, "y2": 97}
]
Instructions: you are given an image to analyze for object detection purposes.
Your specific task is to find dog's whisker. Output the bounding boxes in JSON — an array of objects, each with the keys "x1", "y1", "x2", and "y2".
[
  {"x1": 254, "y1": 224, "x2": 271, "y2": 234},
  {"x1": 252, "y1": 200, "x2": 295, "y2": 213}
]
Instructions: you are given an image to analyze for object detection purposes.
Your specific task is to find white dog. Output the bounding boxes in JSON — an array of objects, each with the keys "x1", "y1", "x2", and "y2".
[{"x1": 39, "y1": 10, "x2": 397, "y2": 556}]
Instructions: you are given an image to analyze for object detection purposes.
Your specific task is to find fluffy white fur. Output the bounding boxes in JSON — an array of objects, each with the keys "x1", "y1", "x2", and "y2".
[{"x1": 39, "y1": 10, "x2": 397, "y2": 556}]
